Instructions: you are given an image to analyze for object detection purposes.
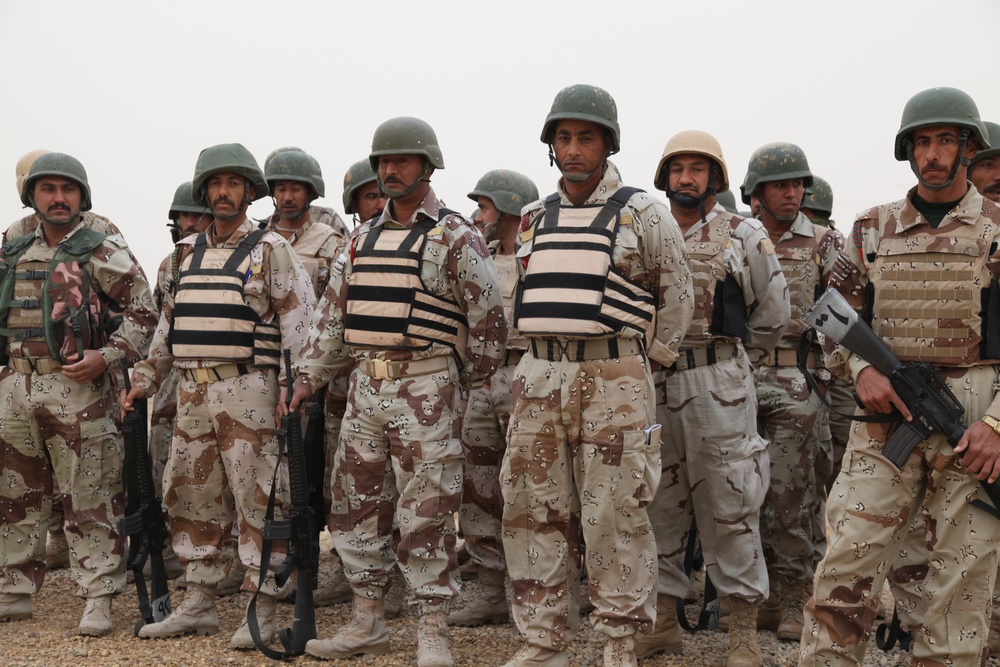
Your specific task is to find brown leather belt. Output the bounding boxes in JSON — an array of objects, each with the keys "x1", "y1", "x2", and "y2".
[
  {"x1": 670, "y1": 342, "x2": 740, "y2": 372},
  {"x1": 180, "y1": 363, "x2": 251, "y2": 384},
  {"x1": 356, "y1": 356, "x2": 451, "y2": 381},
  {"x1": 529, "y1": 337, "x2": 642, "y2": 362},
  {"x1": 772, "y1": 348, "x2": 817, "y2": 368},
  {"x1": 8, "y1": 356, "x2": 61, "y2": 374}
]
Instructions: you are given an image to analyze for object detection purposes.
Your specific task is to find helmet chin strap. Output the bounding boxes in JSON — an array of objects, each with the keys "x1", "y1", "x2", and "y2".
[
  {"x1": 907, "y1": 128, "x2": 971, "y2": 192},
  {"x1": 549, "y1": 145, "x2": 607, "y2": 183},
  {"x1": 212, "y1": 181, "x2": 253, "y2": 222},
  {"x1": 666, "y1": 165, "x2": 720, "y2": 224},
  {"x1": 29, "y1": 196, "x2": 79, "y2": 226},
  {"x1": 757, "y1": 189, "x2": 799, "y2": 224}
]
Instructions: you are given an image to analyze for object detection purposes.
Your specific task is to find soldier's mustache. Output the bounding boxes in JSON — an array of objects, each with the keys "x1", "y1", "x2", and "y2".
[
  {"x1": 47, "y1": 203, "x2": 71, "y2": 212},
  {"x1": 986, "y1": 183, "x2": 1000, "y2": 194},
  {"x1": 213, "y1": 196, "x2": 235, "y2": 207},
  {"x1": 920, "y1": 161, "x2": 947, "y2": 174},
  {"x1": 384, "y1": 177, "x2": 403, "y2": 186}
]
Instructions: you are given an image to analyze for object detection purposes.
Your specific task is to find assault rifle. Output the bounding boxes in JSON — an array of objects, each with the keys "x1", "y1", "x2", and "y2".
[
  {"x1": 802, "y1": 287, "x2": 1000, "y2": 520},
  {"x1": 120, "y1": 361, "x2": 172, "y2": 634},
  {"x1": 249, "y1": 349, "x2": 318, "y2": 658}
]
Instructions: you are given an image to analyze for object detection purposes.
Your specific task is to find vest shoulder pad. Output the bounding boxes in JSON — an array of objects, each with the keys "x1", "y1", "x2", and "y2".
[
  {"x1": 1, "y1": 233, "x2": 35, "y2": 257},
  {"x1": 61, "y1": 227, "x2": 108, "y2": 255}
]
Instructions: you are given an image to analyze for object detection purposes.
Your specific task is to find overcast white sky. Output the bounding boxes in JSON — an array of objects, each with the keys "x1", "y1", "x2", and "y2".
[{"x1": 2, "y1": 0, "x2": 997, "y2": 278}]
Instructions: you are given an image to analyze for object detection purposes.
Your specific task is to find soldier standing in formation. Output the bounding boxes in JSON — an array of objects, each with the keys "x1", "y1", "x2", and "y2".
[
  {"x1": 288, "y1": 117, "x2": 506, "y2": 667},
  {"x1": 800, "y1": 87, "x2": 1000, "y2": 666},
  {"x1": 636, "y1": 130, "x2": 788, "y2": 667},
  {"x1": 121, "y1": 143, "x2": 314, "y2": 649},
  {"x1": 498, "y1": 84, "x2": 693, "y2": 667},
  {"x1": 0, "y1": 152, "x2": 158, "y2": 634},
  {"x1": 739, "y1": 142, "x2": 845, "y2": 642},
  {"x1": 448, "y1": 169, "x2": 539, "y2": 629}
]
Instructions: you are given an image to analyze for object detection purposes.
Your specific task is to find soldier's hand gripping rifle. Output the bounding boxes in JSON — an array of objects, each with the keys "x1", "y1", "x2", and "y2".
[
  {"x1": 249, "y1": 349, "x2": 318, "y2": 659},
  {"x1": 120, "y1": 361, "x2": 172, "y2": 634},
  {"x1": 802, "y1": 287, "x2": 1000, "y2": 520}
]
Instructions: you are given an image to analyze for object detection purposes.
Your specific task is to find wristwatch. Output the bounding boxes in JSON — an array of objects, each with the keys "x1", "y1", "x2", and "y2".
[{"x1": 981, "y1": 415, "x2": 1000, "y2": 436}]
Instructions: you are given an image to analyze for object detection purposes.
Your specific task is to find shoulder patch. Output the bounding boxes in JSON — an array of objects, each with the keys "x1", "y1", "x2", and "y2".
[
  {"x1": 103, "y1": 234, "x2": 127, "y2": 249},
  {"x1": 760, "y1": 238, "x2": 775, "y2": 255}
]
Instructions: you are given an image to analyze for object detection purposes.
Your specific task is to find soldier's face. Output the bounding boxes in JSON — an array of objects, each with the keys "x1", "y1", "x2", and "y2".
[
  {"x1": 206, "y1": 171, "x2": 252, "y2": 217},
  {"x1": 668, "y1": 155, "x2": 713, "y2": 197},
  {"x1": 178, "y1": 211, "x2": 211, "y2": 236},
  {"x1": 552, "y1": 119, "x2": 608, "y2": 179},
  {"x1": 377, "y1": 155, "x2": 424, "y2": 198},
  {"x1": 760, "y1": 179, "x2": 804, "y2": 222},
  {"x1": 972, "y1": 156, "x2": 1000, "y2": 203},
  {"x1": 32, "y1": 176, "x2": 82, "y2": 223},
  {"x1": 353, "y1": 181, "x2": 386, "y2": 221},
  {"x1": 272, "y1": 180, "x2": 310, "y2": 220},
  {"x1": 474, "y1": 196, "x2": 501, "y2": 227},
  {"x1": 911, "y1": 124, "x2": 976, "y2": 187}
]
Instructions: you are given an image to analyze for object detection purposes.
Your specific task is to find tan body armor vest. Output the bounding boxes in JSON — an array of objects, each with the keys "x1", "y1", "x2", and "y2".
[
  {"x1": 343, "y1": 218, "x2": 468, "y2": 356},
  {"x1": 288, "y1": 221, "x2": 339, "y2": 300},
  {"x1": 493, "y1": 252, "x2": 526, "y2": 350},
  {"x1": 682, "y1": 212, "x2": 747, "y2": 349},
  {"x1": 776, "y1": 224, "x2": 827, "y2": 343},
  {"x1": 169, "y1": 230, "x2": 281, "y2": 366},
  {"x1": 871, "y1": 212, "x2": 999, "y2": 365},
  {"x1": 515, "y1": 187, "x2": 655, "y2": 340}
]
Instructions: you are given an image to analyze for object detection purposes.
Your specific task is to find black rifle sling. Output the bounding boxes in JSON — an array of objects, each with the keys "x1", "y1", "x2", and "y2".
[{"x1": 675, "y1": 518, "x2": 719, "y2": 632}]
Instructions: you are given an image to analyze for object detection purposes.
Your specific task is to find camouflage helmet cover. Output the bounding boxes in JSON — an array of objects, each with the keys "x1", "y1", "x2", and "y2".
[
  {"x1": 191, "y1": 143, "x2": 268, "y2": 205},
  {"x1": 972, "y1": 121, "x2": 1000, "y2": 164},
  {"x1": 342, "y1": 159, "x2": 379, "y2": 214},
  {"x1": 369, "y1": 117, "x2": 445, "y2": 171},
  {"x1": 802, "y1": 175, "x2": 834, "y2": 216},
  {"x1": 894, "y1": 87, "x2": 989, "y2": 161},
  {"x1": 265, "y1": 149, "x2": 325, "y2": 199},
  {"x1": 540, "y1": 84, "x2": 621, "y2": 154},
  {"x1": 21, "y1": 152, "x2": 93, "y2": 211},
  {"x1": 740, "y1": 142, "x2": 813, "y2": 204},
  {"x1": 467, "y1": 169, "x2": 539, "y2": 218},
  {"x1": 653, "y1": 130, "x2": 729, "y2": 193},
  {"x1": 169, "y1": 181, "x2": 212, "y2": 220},
  {"x1": 264, "y1": 146, "x2": 304, "y2": 172}
]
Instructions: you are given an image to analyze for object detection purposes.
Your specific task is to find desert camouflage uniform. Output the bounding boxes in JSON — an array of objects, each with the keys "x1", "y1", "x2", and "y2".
[
  {"x1": 754, "y1": 212, "x2": 843, "y2": 585},
  {"x1": 149, "y1": 253, "x2": 180, "y2": 497},
  {"x1": 308, "y1": 204, "x2": 351, "y2": 240},
  {"x1": 4, "y1": 211, "x2": 126, "y2": 541},
  {"x1": 295, "y1": 188, "x2": 506, "y2": 614},
  {"x1": 459, "y1": 247, "x2": 524, "y2": 572},
  {"x1": 800, "y1": 186, "x2": 1000, "y2": 666},
  {"x1": 0, "y1": 223, "x2": 156, "y2": 598},
  {"x1": 500, "y1": 167, "x2": 693, "y2": 648},
  {"x1": 650, "y1": 205, "x2": 788, "y2": 603},
  {"x1": 130, "y1": 218, "x2": 314, "y2": 596}
]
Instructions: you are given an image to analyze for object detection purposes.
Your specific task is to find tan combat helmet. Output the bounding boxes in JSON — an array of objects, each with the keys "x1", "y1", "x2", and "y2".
[{"x1": 16, "y1": 149, "x2": 52, "y2": 200}]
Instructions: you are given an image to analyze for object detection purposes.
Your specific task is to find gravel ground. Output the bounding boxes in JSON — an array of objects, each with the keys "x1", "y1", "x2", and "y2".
[{"x1": 0, "y1": 537, "x2": 992, "y2": 667}]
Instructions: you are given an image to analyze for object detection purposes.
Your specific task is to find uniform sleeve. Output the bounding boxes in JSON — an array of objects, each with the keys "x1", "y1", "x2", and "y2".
[
  {"x1": 446, "y1": 220, "x2": 507, "y2": 388},
  {"x1": 737, "y1": 222, "x2": 789, "y2": 364},
  {"x1": 262, "y1": 239, "x2": 315, "y2": 385},
  {"x1": 641, "y1": 199, "x2": 693, "y2": 366},
  {"x1": 296, "y1": 249, "x2": 352, "y2": 392},
  {"x1": 91, "y1": 239, "x2": 158, "y2": 371}
]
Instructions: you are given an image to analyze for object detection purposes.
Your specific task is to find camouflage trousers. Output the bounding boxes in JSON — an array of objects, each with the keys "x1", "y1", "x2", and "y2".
[
  {"x1": 0, "y1": 366, "x2": 124, "y2": 597},
  {"x1": 334, "y1": 357, "x2": 464, "y2": 613},
  {"x1": 812, "y1": 377, "x2": 856, "y2": 565},
  {"x1": 754, "y1": 364, "x2": 829, "y2": 583},
  {"x1": 459, "y1": 361, "x2": 517, "y2": 572},
  {"x1": 800, "y1": 365, "x2": 1000, "y2": 666},
  {"x1": 501, "y1": 351, "x2": 659, "y2": 648},
  {"x1": 650, "y1": 352, "x2": 769, "y2": 603},
  {"x1": 149, "y1": 366, "x2": 180, "y2": 498},
  {"x1": 165, "y1": 368, "x2": 288, "y2": 595}
]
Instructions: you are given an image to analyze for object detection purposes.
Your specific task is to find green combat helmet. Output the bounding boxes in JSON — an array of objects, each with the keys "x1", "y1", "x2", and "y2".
[
  {"x1": 169, "y1": 181, "x2": 211, "y2": 219},
  {"x1": 265, "y1": 149, "x2": 325, "y2": 199},
  {"x1": 342, "y1": 159, "x2": 378, "y2": 214},
  {"x1": 16, "y1": 149, "x2": 51, "y2": 200},
  {"x1": 21, "y1": 151, "x2": 93, "y2": 212},
  {"x1": 369, "y1": 117, "x2": 443, "y2": 199},
  {"x1": 191, "y1": 143, "x2": 268, "y2": 206},
  {"x1": 716, "y1": 190, "x2": 738, "y2": 214},
  {"x1": 972, "y1": 121, "x2": 1000, "y2": 166},
  {"x1": 467, "y1": 169, "x2": 539, "y2": 217},
  {"x1": 264, "y1": 146, "x2": 304, "y2": 173},
  {"x1": 802, "y1": 175, "x2": 834, "y2": 217},
  {"x1": 894, "y1": 87, "x2": 989, "y2": 191},
  {"x1": 540, "y1": 83, "x2": 621, "y2": 154},
  {"x1": 740, "y1": 142, "x2": 813, "y2": 204}
]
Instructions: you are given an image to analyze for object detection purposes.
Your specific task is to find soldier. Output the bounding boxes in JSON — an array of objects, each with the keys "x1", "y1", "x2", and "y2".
[
  {"x1": 342, "y1": 159, "x2": 387, "y2": 226},
  {"x1": 739, "y1": 142, "x2": 845, "y2": 642},
  {"x1": 288, "y1": 117, "x2": 506, "y2": 667},
  {"x1": 635, "y1": 131, "x2": 788, "y2": 667},
  {"x1": 264, "y1": 147, "x2": 350, "y2": 238},
  {"x1": 498, "y1": 84, "x2": 693, "y2": 667},
  {"x1": 801, "y1": 176, "x2": 836, "y2": 228},
  {"x1": 0, "y1": 152, "x2": 158, "y2": 634},
  {"x1": 971, "y1": 121, "x2": 1000, "y2": 203},
  {"x1": 715, "y1": 189, "x2": 739, "y2": 214},
  {"x1": 121, "y1": 143, "x2": 314, "y2": 649},
  {"x1": 800, "y1": 87, "x2": 1000, "y2": 666},
  {"x1": 147, "y1": 182, "x2": 214, "y2": 582},
  {"x1": 448, "y1": 169, "x2": 539, "y2": 629}
]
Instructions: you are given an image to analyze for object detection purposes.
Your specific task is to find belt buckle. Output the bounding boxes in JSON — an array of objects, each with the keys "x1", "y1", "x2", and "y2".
[{"x1": 370, "y1": 358, "x2": 392, "y2": 381}]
